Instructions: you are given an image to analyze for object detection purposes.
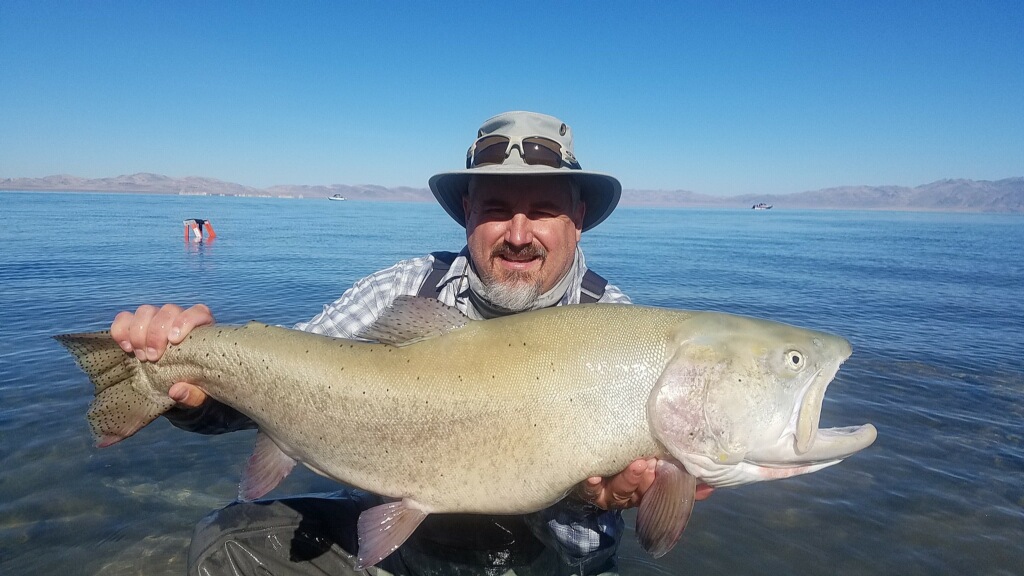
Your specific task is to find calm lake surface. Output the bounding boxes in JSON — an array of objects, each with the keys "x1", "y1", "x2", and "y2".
[{"x1": 1, "y1": 191, "x2": 1021, "y2": 575}]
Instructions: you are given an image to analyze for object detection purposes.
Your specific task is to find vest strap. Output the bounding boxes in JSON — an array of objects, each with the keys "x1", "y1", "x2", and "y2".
[
  {"x1": 417, "y1": 251, "x2": 460, "y2": 299},
  {"x1": 579, "y1": 269, "x2": 608, "y2": 304}
]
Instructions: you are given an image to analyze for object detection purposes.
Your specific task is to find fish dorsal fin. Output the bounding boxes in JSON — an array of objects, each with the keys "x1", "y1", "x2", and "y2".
[{"x1": 358, "y1": 296, "x2": 470, "y2": 346}]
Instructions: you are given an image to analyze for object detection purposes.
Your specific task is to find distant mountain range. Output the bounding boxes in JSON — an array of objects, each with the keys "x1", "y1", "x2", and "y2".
[{"x1": 2, "y1": 173, "x2": 1022, "y2": 212}]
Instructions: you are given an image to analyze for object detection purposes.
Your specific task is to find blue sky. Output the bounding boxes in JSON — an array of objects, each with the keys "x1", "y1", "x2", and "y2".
[{"x1": 1, "y1": 1, "x2": 1021, "y2": 196}]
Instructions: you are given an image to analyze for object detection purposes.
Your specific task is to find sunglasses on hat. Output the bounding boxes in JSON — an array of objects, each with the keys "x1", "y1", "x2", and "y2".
[{"x1": 466, "y1": 135, "x2": 582, "y2": 170}]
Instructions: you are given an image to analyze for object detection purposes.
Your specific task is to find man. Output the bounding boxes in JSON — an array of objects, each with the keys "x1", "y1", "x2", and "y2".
[{"x1": 112, "y1": 111, "x2": 706, "y2": 575}]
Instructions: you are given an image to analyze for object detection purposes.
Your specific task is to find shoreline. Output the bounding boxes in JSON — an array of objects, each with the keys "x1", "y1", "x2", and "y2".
[{"x1": 3, "y1": 186, "x2": 1021, "y2": 214}]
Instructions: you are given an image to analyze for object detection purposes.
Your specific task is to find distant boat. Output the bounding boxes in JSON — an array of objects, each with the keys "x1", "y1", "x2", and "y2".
[
  {"x1": 329, "y1": 194, "x2": 347, "y2": 201},
  {"x1": 752, "y1": 203, "x2": 773, "y2": 210}
]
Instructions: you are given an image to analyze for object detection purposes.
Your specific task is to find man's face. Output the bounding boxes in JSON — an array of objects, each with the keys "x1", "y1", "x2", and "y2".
[{"x1": 463, "y1": 176, "x2": 585, "y2": 310}]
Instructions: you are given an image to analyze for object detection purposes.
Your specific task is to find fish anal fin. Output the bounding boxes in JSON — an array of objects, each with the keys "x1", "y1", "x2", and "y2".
[
  {"x1": 358, "y1": 296, "x2": 470, "y2": 346},
  {"x1": 356, "y1": 500, "x2": 428, "y2": 569},
  {"x1": 635, "y1": 459, "x2": 697, "y2": 558},
  {"x1": 238, "y1": 431, "x2": 297, "y2": 501}
]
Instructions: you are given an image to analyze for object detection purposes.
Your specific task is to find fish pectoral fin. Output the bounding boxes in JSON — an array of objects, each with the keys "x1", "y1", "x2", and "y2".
[
  {"x1": 357, "y1": 296, "x2": 470, "y2": 346},
  {"x1": 356, "y1": 500, "x2": 428, "y2": 569},
  {"x1": 635, "y1": 459, "x2": 697, "y2": 558},
  {"x1": 238, "y1": 431, "x2": 297, "y2": 501}
]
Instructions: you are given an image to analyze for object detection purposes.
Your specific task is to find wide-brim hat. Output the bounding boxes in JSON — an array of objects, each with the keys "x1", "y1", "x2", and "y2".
[{"x1": 429, "y1": 111, "x2": 622, "y2": 232}]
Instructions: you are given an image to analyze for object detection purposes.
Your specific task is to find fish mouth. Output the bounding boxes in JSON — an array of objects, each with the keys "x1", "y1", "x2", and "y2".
[
  {"x1": 746, "y1": 345, "x2": 877, "y2": 468},
  {"x1": 792, "y1": 423, "x2": 877, "y2": 463}
]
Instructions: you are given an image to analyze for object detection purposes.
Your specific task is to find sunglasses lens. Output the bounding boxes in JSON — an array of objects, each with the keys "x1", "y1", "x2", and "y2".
[
  {"x1": 522, "y1": 138, "x2": 563, "y2": 168},
  {"x1": 470, "y1": 136, "x2": 567, "y2": 168},
  {"x1": 472, "y1": 136, "x2": 510, "y2": 166}
]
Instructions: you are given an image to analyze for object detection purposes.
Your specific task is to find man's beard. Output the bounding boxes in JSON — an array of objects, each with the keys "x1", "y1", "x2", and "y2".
[{"x1": 475, "y1": 243, "x2": 547, "y2": 312}]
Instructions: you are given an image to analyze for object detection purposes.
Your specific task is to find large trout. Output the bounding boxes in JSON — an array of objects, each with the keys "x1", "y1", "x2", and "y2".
[{"x1": 56, "y1": 297, "x2": 876, "y2": 567}]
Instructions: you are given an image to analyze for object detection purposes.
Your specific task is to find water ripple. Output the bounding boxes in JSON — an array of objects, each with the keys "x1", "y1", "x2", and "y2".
[{"x1": 2, "y1": 193, "x2": 1022, "y2": 575}]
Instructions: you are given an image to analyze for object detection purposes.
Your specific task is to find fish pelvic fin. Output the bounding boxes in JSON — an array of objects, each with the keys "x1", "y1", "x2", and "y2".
[
  {"x1": 356, "y1": 500, "x2": 428, "y2": 569},
  {"x1": 238, "y1": 431, "x2": 297, "y2": 501},
  {"x1": 358, "y1": 296, "x2": 470, "y2": 346},
  {"x1": 54, "y1": 331, "x2": 176, "y2": 447},
  {"x1": 635, "y1": 459, "x2": 697, "y2": 558}
]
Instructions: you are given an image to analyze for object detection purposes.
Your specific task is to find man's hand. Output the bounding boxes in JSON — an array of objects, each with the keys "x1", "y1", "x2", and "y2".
[
  {"x1": 110, "y1": 303, "x2": 214, "y2": 408},
  {"x1": 577, "y1": 458, "x2": 714, "y2": 509}
]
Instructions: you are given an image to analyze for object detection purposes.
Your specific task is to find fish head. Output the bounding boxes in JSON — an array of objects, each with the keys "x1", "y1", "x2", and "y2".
[{"x1": 648, "y1": 312, "x2": 876, "y2": 488}]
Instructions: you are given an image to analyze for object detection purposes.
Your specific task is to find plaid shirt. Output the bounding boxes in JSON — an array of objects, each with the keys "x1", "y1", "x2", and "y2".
[{"x1": 294, "y1": 248, "x2": 632, "y2": 568}]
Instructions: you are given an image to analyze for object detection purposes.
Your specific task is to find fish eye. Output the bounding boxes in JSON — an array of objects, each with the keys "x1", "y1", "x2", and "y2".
[{"x1": 785, "y1": 350, "x2": 804, "y2": 370}]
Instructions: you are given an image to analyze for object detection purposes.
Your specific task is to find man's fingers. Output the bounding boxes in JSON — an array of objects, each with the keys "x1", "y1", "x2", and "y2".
[
  {"x1": 607, "y1": 459, "x2": 653, "y2": 508},
  {"x1": 638, "y1": 458, "x2": 657, "y2": 494},
  {"x1": 168, "y1": 382, "x2": 208, "y2": 409},
  {"x1": 578, "y1": 476, "x2": 602, "y2": 503},
  {"x1": 127, "y1": 305, "x2": 159, "y2": 360},
  {"x1": 695, "y1": 484, "x2": 714, "y2": 501},
  {"x1": 578, "y1": 459, "x2": 656, "y2": 510},
  {"x1": 111, "y1": 311, "x2": 136, "y2": 352},
  {"x1": 144, "y1": 304, "x2": 185, "y2": 362},
  {"x1": 582, "y1": 460, "x2": 710, "y2": 510},
  {"x1": 169, "y1": 304, "x2": 214, "y2": 344},
  {"x1": 110, "y1": 303, "x2": 213, "y2": 363}
]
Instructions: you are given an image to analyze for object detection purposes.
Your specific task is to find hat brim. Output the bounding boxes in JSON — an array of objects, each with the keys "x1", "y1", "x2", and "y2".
[{"x1": 428, "y1": 165, "x2": 622, "y2": 233}]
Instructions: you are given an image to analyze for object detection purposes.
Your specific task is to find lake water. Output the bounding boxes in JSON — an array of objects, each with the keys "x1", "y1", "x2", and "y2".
[{"x1": 0, "y1": 191, "x2": 1021, "y2": 575}]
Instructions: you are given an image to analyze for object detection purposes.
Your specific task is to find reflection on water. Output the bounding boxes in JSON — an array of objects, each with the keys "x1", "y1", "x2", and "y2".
[
  {"x1": 184, "y1": 236, "x2": 216, "y2": 255},
  {"x1": 1, "y1": 192, "x2": 1021, "y2": 575}
]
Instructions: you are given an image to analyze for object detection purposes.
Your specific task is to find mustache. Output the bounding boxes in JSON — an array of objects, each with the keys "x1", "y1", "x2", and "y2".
[{"x1": 491, "y1": 243, "x2": 547, "y2": 260}]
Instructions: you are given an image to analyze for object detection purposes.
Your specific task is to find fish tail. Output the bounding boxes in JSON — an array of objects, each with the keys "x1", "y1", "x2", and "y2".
[{"x1": 54, "y1": 331, "x2": 176, "y2": 447}]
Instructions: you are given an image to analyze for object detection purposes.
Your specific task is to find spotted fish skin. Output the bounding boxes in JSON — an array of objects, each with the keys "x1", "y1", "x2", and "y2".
[
  {"x1": 57, "y1": 312, "x2": 665, "y2": 512},
  {"x1": 56, "y1": 297, "x2": 876, "y2": 566}
]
